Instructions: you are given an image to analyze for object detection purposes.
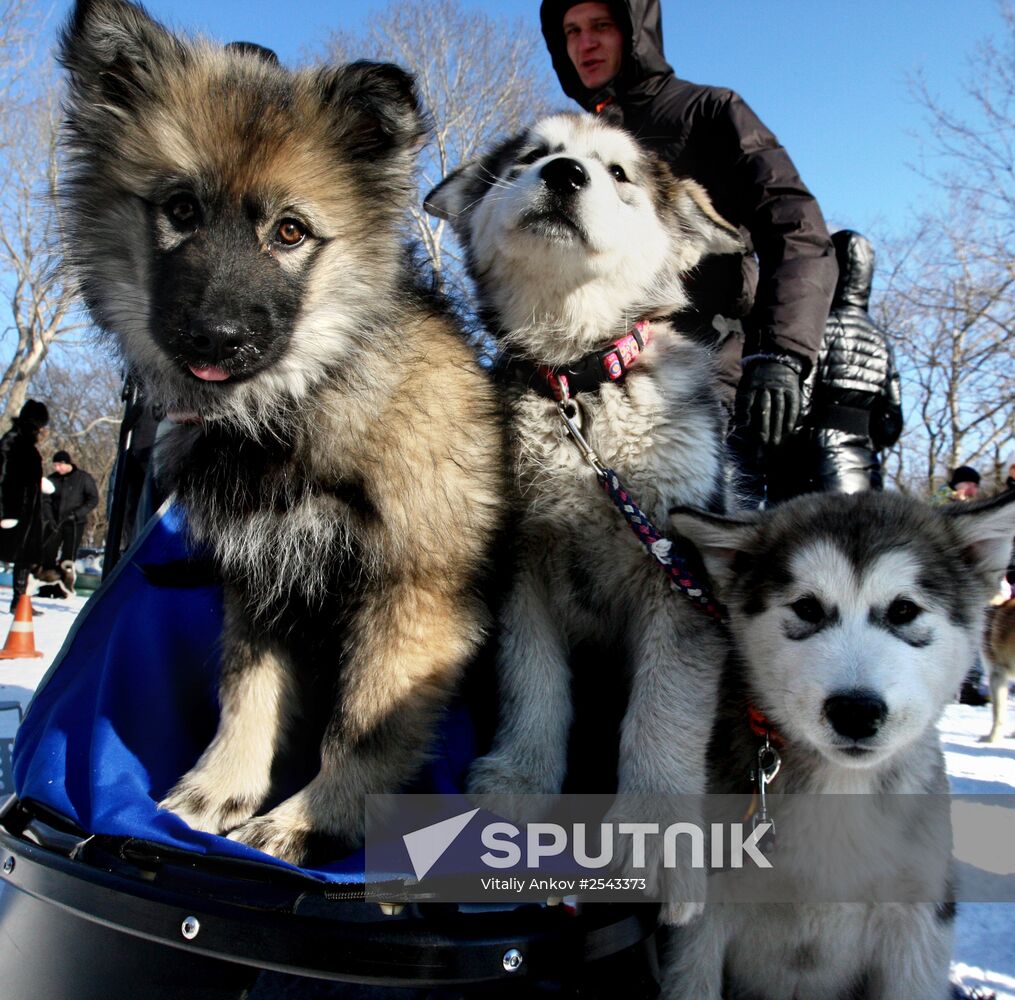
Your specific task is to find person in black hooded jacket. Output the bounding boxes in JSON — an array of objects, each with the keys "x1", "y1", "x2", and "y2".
[
  {"x1": 767, "y1": 229, "x2": 903, "y2": 502},
  {"x1": 0, "y1": 399, "x2": 50, "y2": 613},
  {"x1": 539, "y1": 0, "x2": 838, "y2": 457}
]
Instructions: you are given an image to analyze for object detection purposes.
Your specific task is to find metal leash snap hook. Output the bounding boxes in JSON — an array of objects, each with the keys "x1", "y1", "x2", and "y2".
[
  {"x1": 556, "y1": 399, "x2": 606, "y2": 477},
  {"x1": 751, "y1": 736, "x2": 781, "y2": 837},
  {"x1": 757, "y1": 739, "x2": 781, "y2": 784}
]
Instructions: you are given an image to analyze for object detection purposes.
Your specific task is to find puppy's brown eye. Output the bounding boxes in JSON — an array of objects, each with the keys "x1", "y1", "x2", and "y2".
[
  {"x1": 165, "y1": 193, "x2": 200, "y2": 229},
  {"x1": 276, "y1": 219, "x2": 306, "y2": 247},
  {"x1": 790, "y1": 597, "x2": 824, "y2": 624},
  {"x1": 608, "y1": 164, "x2": 629, "y2": 182},
  {"x1": 887, "y1": 599, "x2": 921, "y2": 626}
]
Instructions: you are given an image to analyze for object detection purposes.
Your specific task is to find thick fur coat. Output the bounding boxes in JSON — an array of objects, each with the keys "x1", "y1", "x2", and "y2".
[
  {"x1": 666, "y1": 489, "x2": 1015, "y2": 999},
  {"x1": 426, "y1": 113, "x2": 742, "y2": 922},
  {"x1": 58, "y1": 0, "x2": 505, "y2": 862}
]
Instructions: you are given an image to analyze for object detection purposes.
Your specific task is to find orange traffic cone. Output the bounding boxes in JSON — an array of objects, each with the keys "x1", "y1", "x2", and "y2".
[{"x1": 0, "y1": 595, "x2": 43, "y2": 659}]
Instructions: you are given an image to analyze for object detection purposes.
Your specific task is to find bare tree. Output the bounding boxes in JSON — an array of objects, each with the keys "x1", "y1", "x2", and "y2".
[
  {"x1": 0, "y1": 0, "x2": 37, "y2": 112},
  {"x1": 910, "y1": 2, "x2": 1015, "y2": 261},
  {"x1": 0, "y1": 0, "x2": 86, "y2": 427},
  {"x1": 0, "y1": 92, "x2": 88, "y2": 427},
  {"x1": 324, "y1": 0, "x2": 557, "y2": 277},
  {"x1": 877, "y1": 219, "x2": 1015, "y2": 495},
  {"x1": 31, "y1": 349, "x2": 122, "y2": 547},
  {"x1": 878, "y1": 2, "x2": 1015, "y2": 495}
]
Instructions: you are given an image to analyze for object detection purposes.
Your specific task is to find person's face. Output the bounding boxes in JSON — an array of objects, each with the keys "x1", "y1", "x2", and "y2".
[
  {"x1": 563, "y1": 3, "x2": 623, "y2": 91},
  {"x1": 954, "y1": 481, "x2": 979, "y2": 500},
  {"x1": 53, "y1": 461, "x2": 72, "y2": 476}
]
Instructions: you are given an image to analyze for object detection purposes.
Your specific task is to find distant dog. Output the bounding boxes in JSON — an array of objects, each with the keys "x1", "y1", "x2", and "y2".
[
  {"x1": 58, "y1": 0, "x2": 504, "y2": 863},
  {"x1": 34, "y1": 560, "x2": 76, "y2": 599},
  {"x1": 665, "y1": 489, "x2": 1015, "y2": 999},
  {"x1": 426, "y1": 113, "x2": 742, "y2": 921},
  {"x1": 981, "y1": 596, "x2": 1015, "y2": 743}
]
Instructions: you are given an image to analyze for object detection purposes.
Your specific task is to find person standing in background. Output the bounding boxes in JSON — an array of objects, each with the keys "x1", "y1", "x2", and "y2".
[
  {"x1": 539, "y1": 1, "x2": 838, "y2": 482},
  {"x1": 42, "y1": 449, "x2": 99, "y2": 573},
  {"x1": 930, "y1": 464, "x2": 991, "y2": 705},
  {"x1": 0, "y1": 400, "x2": 50, "y2": 614},
  {"x1": 766, "y1": 230, "x2": 903, "y2": 503},
  {"x1": 933, "y1": 465, "x2": 981, "y2": 506}
]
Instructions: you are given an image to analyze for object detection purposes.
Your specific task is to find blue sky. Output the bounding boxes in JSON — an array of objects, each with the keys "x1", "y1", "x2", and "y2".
[{"x1": 44, "y1": 0, "x2": 1006, "y2": 241}]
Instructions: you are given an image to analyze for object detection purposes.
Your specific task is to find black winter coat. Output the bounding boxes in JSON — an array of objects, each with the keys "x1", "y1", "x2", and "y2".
[
  {"x1": 45, "y1": 465, "x2": 99, "y2": 528},
  {"x1": 0, "y1": 423, "x2": 45, "y2": 565},
  {"x1": 540, "y1": 0, "x2": 838, "y2": 393},
  {"x1": 770, "y1": 231, "x2": 903, "y2": 500}
]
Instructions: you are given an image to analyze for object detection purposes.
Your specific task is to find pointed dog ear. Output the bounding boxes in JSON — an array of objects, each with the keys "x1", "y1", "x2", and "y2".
[
  {"x1": 60, "y1": 0, "x2": 186, "y2": 120},
  {"x1": 673, "y1": 178, "x2": 745, "y2": 257},
  {"x1": 941, "y1": 489, "x2": 1015, "y2": 591},
  {"x1": 668, "y1": 506, "x2": 761, "y2": 596},
  {"x1": 319, "y1": 61, "x2": 426, "y2": 159},
  {"x1": 425, "y1": 132, "x2": 526, "y2": 228},
  {"x1": 423, "y1": 161, "x2": 480, "y2": 224}
]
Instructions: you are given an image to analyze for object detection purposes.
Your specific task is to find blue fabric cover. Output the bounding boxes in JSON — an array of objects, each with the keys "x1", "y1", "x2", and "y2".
[{"x1": 12, "y1": 503, "x2": 477, "y2": 882}]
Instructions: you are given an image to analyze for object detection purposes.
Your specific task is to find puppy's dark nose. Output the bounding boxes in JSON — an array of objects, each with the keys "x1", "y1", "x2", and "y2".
[
  {"x1": 824, "y1": 691, "x2": 888, "y2": 740},
  {"x1": 187, "y1": 321, "x2": 244, "y2": 361},
  {"x1": 540, "y1": 157, "x2": 589, "y2": 195}
]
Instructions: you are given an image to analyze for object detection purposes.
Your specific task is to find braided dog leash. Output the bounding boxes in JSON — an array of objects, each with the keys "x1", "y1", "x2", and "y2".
[
  {"x1": 556, "y1": 400, "x2": 726, "y2": 624},
  {"x1": 599, "y1": 467, "x2": 726, "y2": 622}
]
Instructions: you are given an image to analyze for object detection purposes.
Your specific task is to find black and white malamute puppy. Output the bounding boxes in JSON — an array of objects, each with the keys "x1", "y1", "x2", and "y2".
[
  {"x1": 58, "y1": 0, "x2": 505, "y2": 863},
  {"x1": 666, "y1": 489, "x2": 1015, "y2": 999},
  {"x1": 426, "y1": 114, "x2": 742, "y2": 921}
]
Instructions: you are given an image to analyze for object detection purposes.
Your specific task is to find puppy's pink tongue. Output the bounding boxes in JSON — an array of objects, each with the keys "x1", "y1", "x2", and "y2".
[{"x1": 188, "y1": 364, "x2": 231, "y2": 382}]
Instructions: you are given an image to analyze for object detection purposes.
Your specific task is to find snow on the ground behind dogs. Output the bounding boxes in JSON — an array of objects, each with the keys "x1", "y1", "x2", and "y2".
[
  {"x1": 0, "y1": 587, "x2": 1012, "y2": 995},
  {"x1": 0, "y1": 589, "x2": 91, "y2": 736},
  {"x1": 940, "y1": 703, "x2": 1015, "y2": 999}
]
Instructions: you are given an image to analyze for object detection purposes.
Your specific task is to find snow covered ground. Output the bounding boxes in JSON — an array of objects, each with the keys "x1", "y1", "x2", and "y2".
[
  {"x1": 0, "y1": 586, "x2": 1013, "y2": 996},
  {"x1": 941, "y1": 704, "x2": 1015, "y2": 998}
]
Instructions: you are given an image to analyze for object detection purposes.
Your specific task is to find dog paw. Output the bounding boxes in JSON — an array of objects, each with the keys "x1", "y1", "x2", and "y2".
[
  {"x1": 605, "y1": 804, "x2": 708, "y2": 922},
  {"x1": 227, "y1": 814, "x2": 313, "y2": 865},
  {"x1": 227, "y1": 786, "x2": 364, "y2": 865},
  {"x1": 655, "y1": 859, "x2": 707, "y2": 925},
  {"x1": 157, "y1": 781, "x2": 260, "y2": 834},
  {"x1": 978, "y1": 734, "x2": 1001, "y2": 744},
  {"x1": 467, "y1": 752, "x2": 560, "y2": 797},
  {"x1": 467, "y1": 753, "x2": 562, "y2": 824},
  {"x1": 659, "y1": 899, "x2": 706, "y2": 927}
]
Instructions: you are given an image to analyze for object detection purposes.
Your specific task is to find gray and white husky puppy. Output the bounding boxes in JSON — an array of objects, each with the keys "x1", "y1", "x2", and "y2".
[
  {"x1": 665, "y1": 489, "x2": 1015, "y2": 999},
  {"x1": 426, "y1": 113, "x2": 742, "y2": 921},
  {"x1": 58, "y1": 0, "x2": 505, "y2": 863}
]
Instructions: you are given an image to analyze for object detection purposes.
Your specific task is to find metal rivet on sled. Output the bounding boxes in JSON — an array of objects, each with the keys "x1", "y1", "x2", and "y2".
[
  {"x1": 502, "y1": 948, "x2": 523, "y2": 973},
  {"x1": 181, "y1": 915, "x2": 200, "y2": 940},
  {"x1": 2, "y1": 856, "x2": 13, "y2": 875}
]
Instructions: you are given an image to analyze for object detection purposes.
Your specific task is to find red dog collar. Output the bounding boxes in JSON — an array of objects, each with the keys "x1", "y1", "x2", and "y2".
[
  {"x1": 748, "y1": 703, "x2": 784, "y2": 746},
  {"x1": 535, "y1": 321, "x2": 653, "y2": 402}
]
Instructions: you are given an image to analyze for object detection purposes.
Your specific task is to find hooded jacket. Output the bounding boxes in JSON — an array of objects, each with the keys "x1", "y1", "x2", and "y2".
[
  {"x1": 808, "y1": 230, "x2": 902, "y2": 426},
  {"x1": 540, "y1": 0, "x2": 838, "y2": 374},
  {"x1": 0, "y1": 419, "x2": 45, "y2": 565},
  {"x1": 769, "y1": 230, "x2": 903, "y2": 500}
]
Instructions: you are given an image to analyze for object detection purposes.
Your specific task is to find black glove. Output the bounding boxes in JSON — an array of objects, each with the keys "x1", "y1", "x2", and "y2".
[{"x1": 737, "y1": 358, "x2": 803, "y2": 448}]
